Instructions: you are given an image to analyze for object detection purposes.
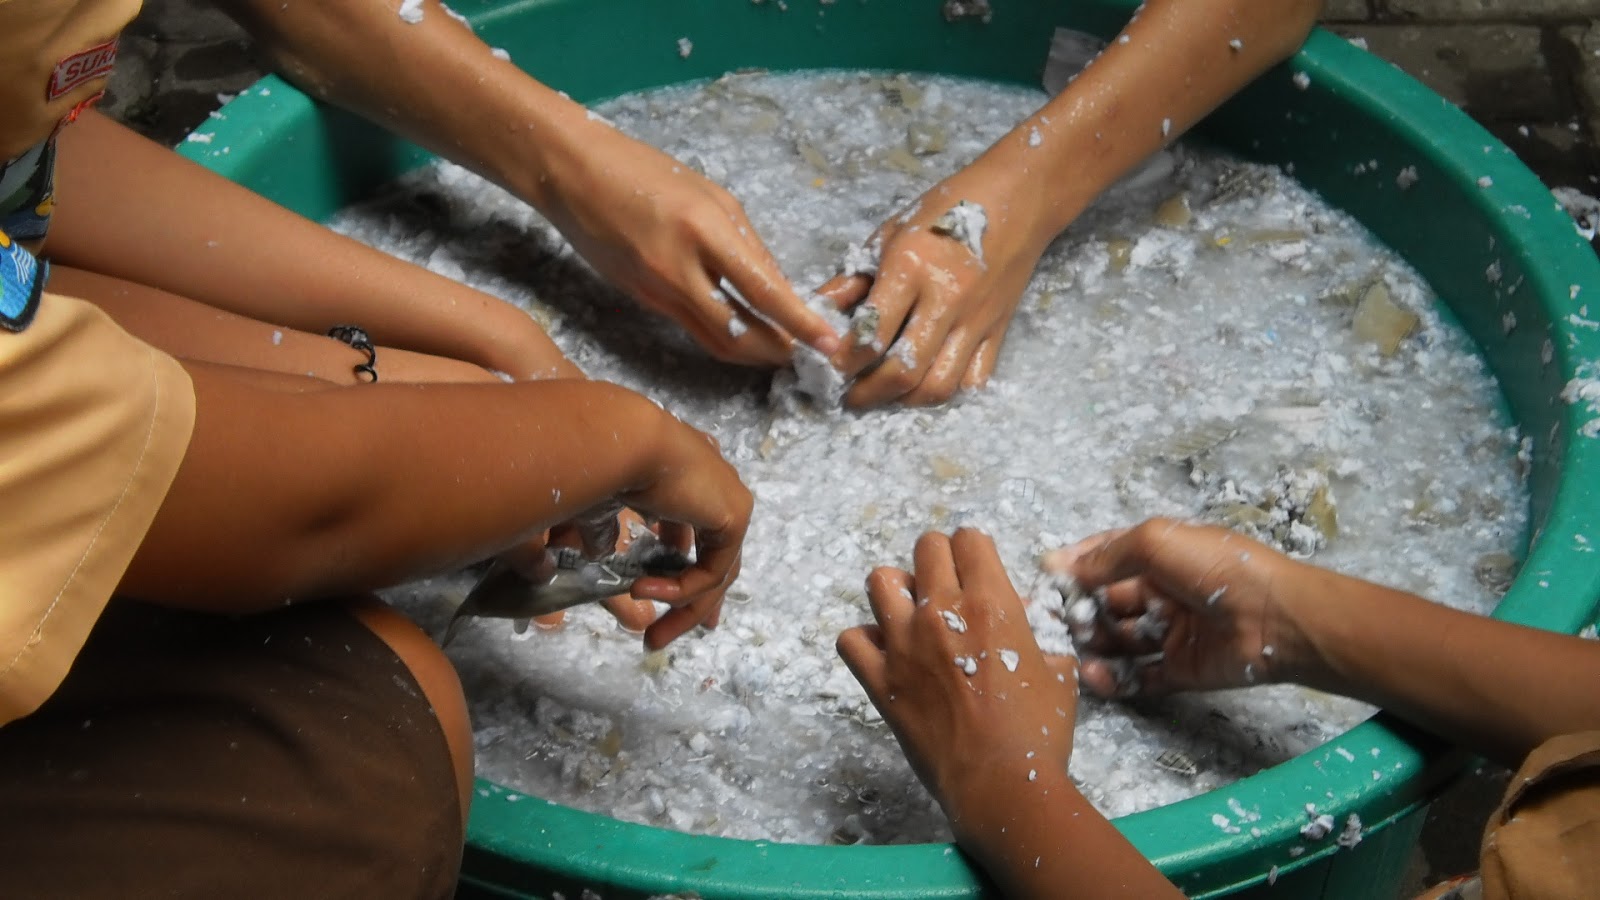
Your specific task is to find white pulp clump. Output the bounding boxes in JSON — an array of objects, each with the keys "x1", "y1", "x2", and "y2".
[{"x1": 930, "y1": 200, "x2": 988, "y2": 261}]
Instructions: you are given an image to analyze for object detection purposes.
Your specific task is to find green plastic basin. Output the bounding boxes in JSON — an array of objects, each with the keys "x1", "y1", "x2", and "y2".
[{"x1": 181, "y1": 1, "x2": 1600, "y2": 897}]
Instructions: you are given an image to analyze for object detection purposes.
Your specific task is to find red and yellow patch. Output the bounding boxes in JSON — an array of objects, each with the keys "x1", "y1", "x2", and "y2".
[{"x1": 47, "y1": 38, "x2": 118, "y2": 102}]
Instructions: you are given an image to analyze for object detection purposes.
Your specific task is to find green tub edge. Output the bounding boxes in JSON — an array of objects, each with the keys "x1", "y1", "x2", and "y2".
[{"x1": 175, "y1": 1, "x2": 1600, "y2": 897}]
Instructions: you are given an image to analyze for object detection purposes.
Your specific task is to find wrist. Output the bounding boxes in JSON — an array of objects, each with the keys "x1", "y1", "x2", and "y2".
[
  {"x1": 494, "y1": 91, "x2": 603, "y2": 212},
  {"x1": 1021, "y1": 76, "x2": 1180, "y2": 235},
  {"x1": 941, "y1": 753, "x2": 1067, "y2": 830},
  {"x1": 414, "y1": 68, "x2": 590, "y2": 212},
  {"x1": 550, "y1": 381, "x2": 663, "y2": 489},
  {"x1": 938, "y1": 151, "x2": 1057, "y2": 262},
  {"x1": 944, "y1": 762, "x2": 1082, "y2": 852},
  {"x1": 615, "y1": 387, "x2": 683, "y2": 492},
  {"x1": 1270, "y1": 563, "x2": 1385, "y2": 694}
]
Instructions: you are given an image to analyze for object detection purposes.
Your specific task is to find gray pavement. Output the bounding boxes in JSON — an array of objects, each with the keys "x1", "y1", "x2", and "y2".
[
  {"x1": 99, "y1": 0, "x2": 1596, "y2": 896},
  {"x1": 105, "y1": 1, "x2": 259, "y2": 143}
]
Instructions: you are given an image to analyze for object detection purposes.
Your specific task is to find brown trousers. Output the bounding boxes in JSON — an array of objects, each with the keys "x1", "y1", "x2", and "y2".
[{"x1": 0, "y1": 600, "x2": 462, "y2": 899}]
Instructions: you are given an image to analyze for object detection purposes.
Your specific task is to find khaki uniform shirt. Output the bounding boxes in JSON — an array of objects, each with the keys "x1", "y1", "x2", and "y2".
[
  {"x1": 1, "y1": 0, "x2": 196, "y2": 726},
  {"x1": 0, "y1": 0, "x2": 140, "y2": 248},
  {"x1": 0, "y1": 277, "x2": 195, "y2": 726}
]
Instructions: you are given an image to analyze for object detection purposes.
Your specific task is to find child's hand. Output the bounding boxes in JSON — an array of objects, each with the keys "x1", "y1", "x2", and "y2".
[
  {"x1": 815, "y1": 163, "x2": 1047, "y2": 408},
  {"x1": 617, "y1": 415, "x2": 753, "y2": 651},
  {"x1": 540, "y1": 121, "x2": 840, "y2": 367},
  {"x1": 837, "y1": 529, "x2": 1078, "y2": 823},
  {"x1": 1046, "y1": 518, "x2": 1322, "y2": 699}
]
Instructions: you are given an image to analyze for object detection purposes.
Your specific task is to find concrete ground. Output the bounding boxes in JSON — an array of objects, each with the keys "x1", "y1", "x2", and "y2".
[
  {"x1": 1324, "y1": 0, "x2": 1600, "y2": 196},
  {"x1": 99, "y1": 1, "x2": 1597, "y2": 897}
]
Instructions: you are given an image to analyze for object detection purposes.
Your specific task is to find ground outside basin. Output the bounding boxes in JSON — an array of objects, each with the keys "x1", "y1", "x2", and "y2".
[{"x1": 177, "y1": 1, "x2": 1600, "y2": 897}]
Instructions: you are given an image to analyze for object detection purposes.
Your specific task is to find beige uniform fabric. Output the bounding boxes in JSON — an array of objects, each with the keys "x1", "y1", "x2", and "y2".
[
  {"x1": 1478, "y1": 730, "x2": 1600, "y2": 898},
  {"x1": 0, "y1": 290, "x2": 195, "y2": 725},
  {"x1": 0, "y1": 0, "x2": 188, "y2": 725},
  {"x1": 0, "y1": 0, "x2": 140, "y2": 161},
  {"x1": 1416, "y1": 730, "x2": 1600, "y2": 900}
]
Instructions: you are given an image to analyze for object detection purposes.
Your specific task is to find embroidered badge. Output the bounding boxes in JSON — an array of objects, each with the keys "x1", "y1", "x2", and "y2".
[
  {"x1": 48, "y1": 38, "x2": 119, "y2": 102},
  {"x1": 0, "y1": 229, "x2": 46, "y2": 332}
]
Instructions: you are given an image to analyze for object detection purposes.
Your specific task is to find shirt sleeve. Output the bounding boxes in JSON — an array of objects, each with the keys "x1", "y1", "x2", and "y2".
[{"x1": 0, "y1": 289, "x2": 195, "y2": 726}]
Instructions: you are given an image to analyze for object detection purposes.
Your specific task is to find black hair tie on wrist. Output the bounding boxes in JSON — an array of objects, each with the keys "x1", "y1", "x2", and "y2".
[{"x1": 326, "y1": 324, "x2": 378, "y2": 383}]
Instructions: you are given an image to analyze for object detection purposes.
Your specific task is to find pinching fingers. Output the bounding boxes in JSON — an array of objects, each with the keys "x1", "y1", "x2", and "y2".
[
  {"x1": 643, "y1": 586, "x2": 722, "y2": 650},
  {"x1": 1097, "y1": 583, "x2": 1175, "y2": 658},
  {"x1": 846, "y1": 288, "x2": 962, "y2": 409},
  {"x1": 1040, "y1": 528, "x2": 1125, "y2": 579},
  {"x1": 1061, "y1": 522, "x2": 1165, "y2": 591},
  {"x1": 601, "y1": 595, "x2": 658, "y2": 633},
  {"x1": 713, "y1": 243, "x2": 840, "y2": 356},
  {"x1": 1080, "y1": 652, "x2": 1170, "y2": 699},
  {"x1": 834, "y1": 241, "x2": 928, "y2": 364},
  {"x1": 902, "y1": 326, "x2": 980, "y2": 406},
  {"x1": 695, "y1": 274, "x2": 789, "y2": 365},
  {"x1": 1100, "y1": 576, "x2": 1153, "y2": 618},
  {"x1": 960, "y1": 335, "x2": 999, "y2": 389},
  {"x1": 815, "y1": 272, "x2": 870, "y2": 312},
  {"x1": 1076, "y1": 656, "x2": 1126, "y2": 699}
]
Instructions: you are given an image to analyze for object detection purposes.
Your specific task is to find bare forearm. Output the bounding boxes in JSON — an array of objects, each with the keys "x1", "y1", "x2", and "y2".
[
  {"x1": 218, "y1": 0, "x2": 587, "y2": 207},
  {"x1": 949, "y1": 769, "x2": 1181, "y2": 899},
  {"x1": 121, "y1": 366, "x2": 655, "y2": 610},
  {"x1": 990, "y1": 0, "x2": 1321, "y2": 235},
  {"x1": 1287, "y1": 567, "x2": 1600, "y2": 766},
  {"x1": 49, "y1": 112, "x2": 571, "y2": 377}
]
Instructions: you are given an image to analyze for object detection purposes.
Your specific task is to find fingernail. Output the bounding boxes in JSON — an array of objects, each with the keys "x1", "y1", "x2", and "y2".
[{"x1": 814, "y1": 334, "x2": 841, "y2": 356}]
